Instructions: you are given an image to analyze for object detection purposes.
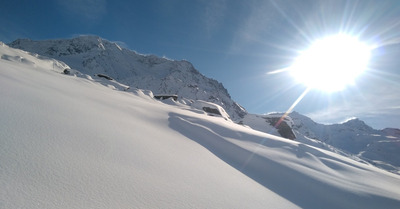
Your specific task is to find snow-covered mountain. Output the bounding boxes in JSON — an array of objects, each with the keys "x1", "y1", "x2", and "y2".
[
  {"x1": 8, "y1": 36, "x2": 400, "y2": 174},
  {"x1": 9, "y1": 36, "x2": 246, "y2": 120},
  {"x1": 289, "y1": 111, "x2": 400, "y2": 173},
  {"x1": 2, "y1": 40, "x2": 400, "y2": 209}
]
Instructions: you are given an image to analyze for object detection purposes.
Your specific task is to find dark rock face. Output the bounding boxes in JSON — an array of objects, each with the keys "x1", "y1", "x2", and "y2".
[
  {"x1": 202, "y1": 107, "x2": 222, "y2": 116},
  {"x1": 266, "y1": 117, "x2": 296, "y2": 140},
  {"x1": 63, "y1": 69, "x2": 70, "y2": 74},
  {"x1": 154, "y1": 95, "x2": 178, "y2": 101},
  {"x1": 96, "y1": 74, "x2": 113, "y2": 80}
]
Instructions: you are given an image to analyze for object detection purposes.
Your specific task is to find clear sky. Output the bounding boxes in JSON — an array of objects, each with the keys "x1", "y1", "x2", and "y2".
[{"x1": 1, "y1": 0, "x2": 400, "y2": 129}]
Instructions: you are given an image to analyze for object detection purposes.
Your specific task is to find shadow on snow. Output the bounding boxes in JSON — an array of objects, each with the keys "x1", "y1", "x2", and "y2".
[{"x1": 168, "y1": 112, "x2": 400, "y2": 209}]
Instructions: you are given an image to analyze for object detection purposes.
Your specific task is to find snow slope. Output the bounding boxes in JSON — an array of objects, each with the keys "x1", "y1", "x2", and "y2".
[{"x1": 2, "y1": 43, "x2": 400, "y2": 209}]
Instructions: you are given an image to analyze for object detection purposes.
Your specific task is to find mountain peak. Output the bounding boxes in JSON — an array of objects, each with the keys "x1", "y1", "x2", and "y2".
[
  {"x1": 342, "y1": 117, "x2": 361, "y2": 122},
  {"x1": 341, "y1": 117, "x2": 372, "y2": 129},
  {"x1": 9, "y1": 35, "x2": 127, "y2": 57}
]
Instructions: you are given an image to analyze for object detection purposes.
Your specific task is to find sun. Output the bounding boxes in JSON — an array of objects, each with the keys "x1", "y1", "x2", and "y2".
[{"x1": 289, "y1": 34, "x2": 372, "y2": 92}]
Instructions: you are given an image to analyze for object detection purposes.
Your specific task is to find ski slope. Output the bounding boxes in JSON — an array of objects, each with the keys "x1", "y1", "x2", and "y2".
[{"x1": 1, "y1": 43, "x2": 400, "y2": 209}]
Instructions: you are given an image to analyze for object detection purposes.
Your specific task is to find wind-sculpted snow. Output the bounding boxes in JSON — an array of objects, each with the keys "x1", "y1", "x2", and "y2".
[
  {"x1": 168, "y1": 113, "x2": 400, "y2": 209},
  {"x1": 2, "y1": 42, "x2": 400, "y2": 208},
  {"x1": 0, "y1": 41, "x2": 69, "y2": 71}
]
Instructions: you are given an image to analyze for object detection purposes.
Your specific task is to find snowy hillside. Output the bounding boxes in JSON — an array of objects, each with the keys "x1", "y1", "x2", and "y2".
[
  {"x1": 2, "y1": 42, "x2": 400, "y2": 208},
  {"x1": 9, "y1": 36, "x2": 246, "y2": 121},
  {"x1": 289, "y1": 111, "x2": 400, "y2": 173}
]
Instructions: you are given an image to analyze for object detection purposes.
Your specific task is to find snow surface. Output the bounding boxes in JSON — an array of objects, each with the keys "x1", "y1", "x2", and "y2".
[
  {"x1": 12, "y1": 36, "x2": 400, "y2": 174},
  {"x1": 2, "y1": 43, "x2": 400, "y2": 209}
]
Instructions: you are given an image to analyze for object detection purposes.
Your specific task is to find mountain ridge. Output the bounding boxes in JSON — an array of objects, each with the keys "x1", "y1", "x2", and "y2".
[{"x1": 9, "y1": 36, "x2": 247, "y2": 120}]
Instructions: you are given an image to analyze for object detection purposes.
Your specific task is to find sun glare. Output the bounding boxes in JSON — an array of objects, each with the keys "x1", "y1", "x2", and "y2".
[{"x1": 290, "y1": 34, "x2": 372, "y2": 92}]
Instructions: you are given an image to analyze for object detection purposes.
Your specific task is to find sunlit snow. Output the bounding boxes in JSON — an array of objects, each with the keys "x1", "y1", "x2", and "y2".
[{"x1": 1, "y1": 43, "x2": 400, "y2": 208}]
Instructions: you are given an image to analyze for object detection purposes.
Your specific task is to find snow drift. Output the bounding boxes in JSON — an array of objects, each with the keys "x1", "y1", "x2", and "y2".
[{"x1": 2, "y1": 42, "x2": 400, "y2": 209}]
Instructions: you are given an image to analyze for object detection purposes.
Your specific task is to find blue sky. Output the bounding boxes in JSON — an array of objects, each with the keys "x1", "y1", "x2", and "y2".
[{"x1": 1, "y1": 0, "x2": 400, "y2": 129}]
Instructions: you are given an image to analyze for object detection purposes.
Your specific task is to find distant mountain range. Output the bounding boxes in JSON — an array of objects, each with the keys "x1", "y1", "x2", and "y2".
[
  {"x1": 9, "y1": 36, "x2": 400, "y2": 174},
  {"x1": 289, "y1": 112, "x2": 400, "y2": 173}
]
